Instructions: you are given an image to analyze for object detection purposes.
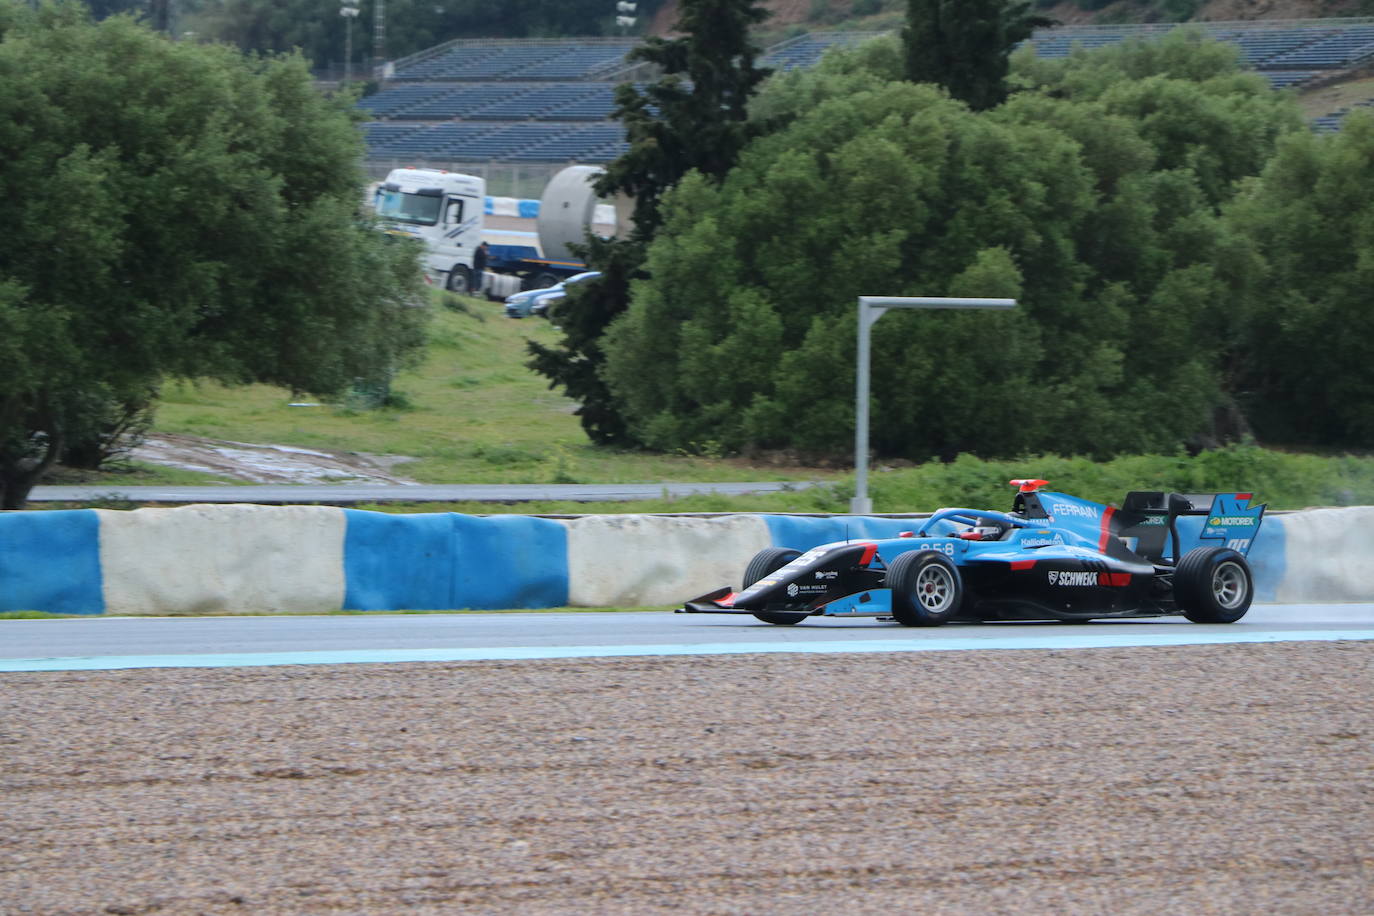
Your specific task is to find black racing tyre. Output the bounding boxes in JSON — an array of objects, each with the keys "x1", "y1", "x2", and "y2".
[
  {"x1": 742, "y1": 547, "x2": 806, "y2": 625},
  {"x1": 1174, "y1": 547, "x2": 1253, "y2": 623},
  {"x1": 887, "y1": 550, "x2": 964, "y2": 627},
  {"x1": 446, "y1": 264, "x2": 472, "y2": 294}
]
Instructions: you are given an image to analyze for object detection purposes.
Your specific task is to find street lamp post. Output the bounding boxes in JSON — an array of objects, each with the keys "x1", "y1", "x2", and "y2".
[
  {"x1": 615, "y1": 1, "x2": 637, "y2": 34},
  {"x1": 340, "y1": 1, "x2": 360, "y2": 84},
  {"x1": 373, "y1": 0, "x2": 387, "y2": 80},
  {"x1": 851, "y1": 296, "x2": 1017, "y2": 515}
]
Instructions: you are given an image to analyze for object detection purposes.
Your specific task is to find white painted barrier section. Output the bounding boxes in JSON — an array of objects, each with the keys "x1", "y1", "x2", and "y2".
[
  {"x1": 1271, "y1": 507, "x2": 1374, "y2": 603},
  {"x1": 565, "y1": 514, "x2": 772, "y2": 607},
  {"x1": 98, "y1": 505, "x2": 347, "y2": 615}
]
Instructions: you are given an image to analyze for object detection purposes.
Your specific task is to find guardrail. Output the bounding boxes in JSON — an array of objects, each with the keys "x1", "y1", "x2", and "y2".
[{"x1": 0, "y1": 505, "x2": 1363, "y2": 615}]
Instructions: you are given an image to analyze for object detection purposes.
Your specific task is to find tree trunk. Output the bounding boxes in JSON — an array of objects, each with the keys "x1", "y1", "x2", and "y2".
[{"x1": 0, "y1": 429, "x2": 63, "y2": 511}]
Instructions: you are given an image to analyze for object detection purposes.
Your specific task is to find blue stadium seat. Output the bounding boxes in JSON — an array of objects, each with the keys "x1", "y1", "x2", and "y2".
[
  {"x1": 1263, "y1": 70, "x2": 1319, "y2": 89},
  {"x1": 361, "y1": 23, "x2": 1374, "y2": 161}
]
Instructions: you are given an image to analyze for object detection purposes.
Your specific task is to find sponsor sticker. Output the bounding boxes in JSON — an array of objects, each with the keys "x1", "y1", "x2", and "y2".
[
  {"x1": 1021, "y1": 532, "x2": 1063, "y2": 548},
  {"x1": 1045, "y1": 500, "x2": 1099, "y2": 520},
  {"x1": 1048, "y1": 570, "x2": 1098, "y2": 587},
  {"x1": 914, "y1": 542, "x2": 955, "y2": 557},
  {"x1": 1200, "y1": 494, "x2": 1266, "y2": 555}
]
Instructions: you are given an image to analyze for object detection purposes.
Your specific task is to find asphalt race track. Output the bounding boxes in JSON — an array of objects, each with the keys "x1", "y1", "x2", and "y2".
[{"x1": 3, "y1": 604, "x2": 1373, "y2": 671}]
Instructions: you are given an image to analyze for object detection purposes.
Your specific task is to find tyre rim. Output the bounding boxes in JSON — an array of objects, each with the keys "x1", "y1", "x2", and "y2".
[
  {"x1": 915, "y1": 565, "x2": 954, "y2": 613},
  {"x1": 1212, "y1": 561, "x2": 1247, "y2": 609}
]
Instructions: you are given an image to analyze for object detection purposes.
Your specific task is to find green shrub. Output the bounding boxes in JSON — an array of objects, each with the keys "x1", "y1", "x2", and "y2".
[{"x1": 866, "y1": 446, "x2": 1374, "y2": 512}]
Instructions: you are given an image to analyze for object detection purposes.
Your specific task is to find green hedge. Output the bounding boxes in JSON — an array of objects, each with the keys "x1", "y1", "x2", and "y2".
[{"x1": 863, "y1": 446, "x2": 1374, "y2": 513}]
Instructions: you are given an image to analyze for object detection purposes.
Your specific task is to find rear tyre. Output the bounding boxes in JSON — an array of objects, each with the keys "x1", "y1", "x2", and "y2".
[
  {"x1": 887, "y1": 551, "x2": 964, "y2": 627},
  {"x1": 531, "y1": 271, "x2": 560, "y2": 290},
  {"x1": 446, "y1": 265, "x2": 472, "y2": 294},
  {"x1": 742, "y1": 547, "x2": 807, "y2": 625},
  {"x1": 1174, "y1": 547, "x2": 1253, "y2": 623}
]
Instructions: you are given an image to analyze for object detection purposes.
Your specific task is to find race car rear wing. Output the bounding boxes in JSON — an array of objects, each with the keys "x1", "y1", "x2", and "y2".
[{"x1": 1117, "y1": 491, "x2": 1265, "y2": 563}]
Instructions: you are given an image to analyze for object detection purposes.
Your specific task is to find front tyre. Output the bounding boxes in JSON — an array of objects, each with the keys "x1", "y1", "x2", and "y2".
[
  {"x1": 1174, "y1": 547, "x2": 1253, "y2": 623},
  {"x1": 887, "y1": 551, "x2": 964, "y2": 627},
  {"x1": 742, "y1": 546, "x2": 806, "y2": 626},
  {"x1": 446, "y1": 264, "x2": 472, "y2": 294}
]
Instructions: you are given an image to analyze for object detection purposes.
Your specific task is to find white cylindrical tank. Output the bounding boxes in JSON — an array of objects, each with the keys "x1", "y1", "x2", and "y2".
[{"x1": 537, "y1": 165, "x2": 628, "y2": 261}]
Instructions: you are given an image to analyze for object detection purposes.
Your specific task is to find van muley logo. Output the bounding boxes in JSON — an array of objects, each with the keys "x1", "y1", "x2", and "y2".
[{"x1": 1199, "y1": 493, "x2": 1266, "y2": 556}]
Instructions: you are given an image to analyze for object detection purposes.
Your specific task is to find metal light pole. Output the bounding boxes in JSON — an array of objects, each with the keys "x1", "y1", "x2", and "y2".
[
  {"x1": 615, "y1": 1, "x2": 637, "y2": 34},
  {"x1": 373, "y1": 0, "x2": 387, "y2": 80},
  {"x1": 851, "y1": 296, "x2": 1017, "y2": 515},
  {"x1": 340, "y1": 1, "x2": 360, "y2": 84}
]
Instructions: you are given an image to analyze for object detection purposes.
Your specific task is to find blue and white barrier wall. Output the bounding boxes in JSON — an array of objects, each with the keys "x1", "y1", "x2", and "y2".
[{"x1": 0, "y1": 505, "x2": 1361, "y2": 614}]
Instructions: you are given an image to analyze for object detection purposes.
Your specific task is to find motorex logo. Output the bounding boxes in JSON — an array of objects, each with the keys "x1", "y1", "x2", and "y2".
[{"x1": 1200, "y1": 494, "x2": 1265, "y2": 555}]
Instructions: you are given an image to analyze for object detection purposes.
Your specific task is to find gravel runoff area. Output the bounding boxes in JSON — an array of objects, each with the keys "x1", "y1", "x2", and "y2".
[{"x1": 3, "y1": 642, "x2": 1372, "y2": 915}]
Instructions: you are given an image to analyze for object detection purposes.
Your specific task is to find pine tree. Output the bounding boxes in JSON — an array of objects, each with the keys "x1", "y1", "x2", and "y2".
[
  {"x1": 527, "y1": 0, "x2": 771, "y2": 445},
  {"x1": 903, "y1": 0, "x2": 1052, "y2": 110}
]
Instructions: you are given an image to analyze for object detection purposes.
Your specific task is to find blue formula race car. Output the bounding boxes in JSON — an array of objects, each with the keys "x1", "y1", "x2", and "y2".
[{"x1": 679, "y1": 480, "x2": 1266, "y2": 626}]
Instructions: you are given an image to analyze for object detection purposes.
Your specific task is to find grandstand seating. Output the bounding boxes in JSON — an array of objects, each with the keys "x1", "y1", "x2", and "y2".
[
  {"x1": 356, "y1": 83, "x2": 452, "y2": 115},
  {"x1": 393, "y1": 39, "x2": 639, "y2": 82},
  {"x1": 1263, "y1": 70, "x2": 1321, "y2": 89},
  {"x1": 1265, "y1": 25, "x2": 1374, "y2": 68},
  {"x1": 1311, "y1": 98, "x2": 1374, "y2": 132},
  {"x1": 360, "y1": 21, "x2": 1374, "y2": 166},
  {"x1": 759, "y1": 31, "x2": 884, "y2": 71},
  {"x1": 1024, "y1": 20, "x2": 1374, "y2": 75},
  {"x1": 401, "y1": 85, "x2": 511, "y2": 119},
  {"x1": 467, "y1": 84, "x2": 604, "y2": 121},
  {"x1": 361, "y1": 122, "x2": 425, "y2": 149}
]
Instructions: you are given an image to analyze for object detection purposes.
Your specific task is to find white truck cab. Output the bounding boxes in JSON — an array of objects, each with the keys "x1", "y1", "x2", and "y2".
[{"x1": 374, "y1": 167, "x2": 494, "y2": 295}]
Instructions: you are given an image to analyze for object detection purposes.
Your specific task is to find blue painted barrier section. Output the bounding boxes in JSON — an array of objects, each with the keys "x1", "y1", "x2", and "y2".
[
  {"x1": 0, "y1": 510, "x2": 104, "y2": 614},
  {"x1": 449, "y1": 514, "x2": 567, "y2": 609},
  {"x1": 342, "y1": 511, "x2": 569, "y2": 610},
  {"x1": 762, "y1": 515, "x2": 926, "y2": 552}
]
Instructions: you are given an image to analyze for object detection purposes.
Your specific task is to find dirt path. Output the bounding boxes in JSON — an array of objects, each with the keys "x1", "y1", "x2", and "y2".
[
  {"x1": 3, "y1": 642, "x2": 1371, "y2": 914},
  {"x1": 130, "y1": 433, "x2": 418, "y2": 485}
]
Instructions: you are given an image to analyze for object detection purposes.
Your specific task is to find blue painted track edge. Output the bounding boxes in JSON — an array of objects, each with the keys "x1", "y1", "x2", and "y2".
[{"x1": 3, "y1": 628, "x2": 1374, "y2": 672}]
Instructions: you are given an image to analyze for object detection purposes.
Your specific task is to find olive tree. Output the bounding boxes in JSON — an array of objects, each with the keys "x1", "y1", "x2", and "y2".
[
  {"x1": 598, "y1": 31, "x2": 1304, "y2": 461},
  {"x1": 0, "y1": 3, "x2": 427, "y2": 508}
]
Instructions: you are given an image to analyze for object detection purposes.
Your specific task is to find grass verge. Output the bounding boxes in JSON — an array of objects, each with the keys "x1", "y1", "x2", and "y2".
[{"x1": 136, "y1": 294, "x2": 832, "y2": 488}]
